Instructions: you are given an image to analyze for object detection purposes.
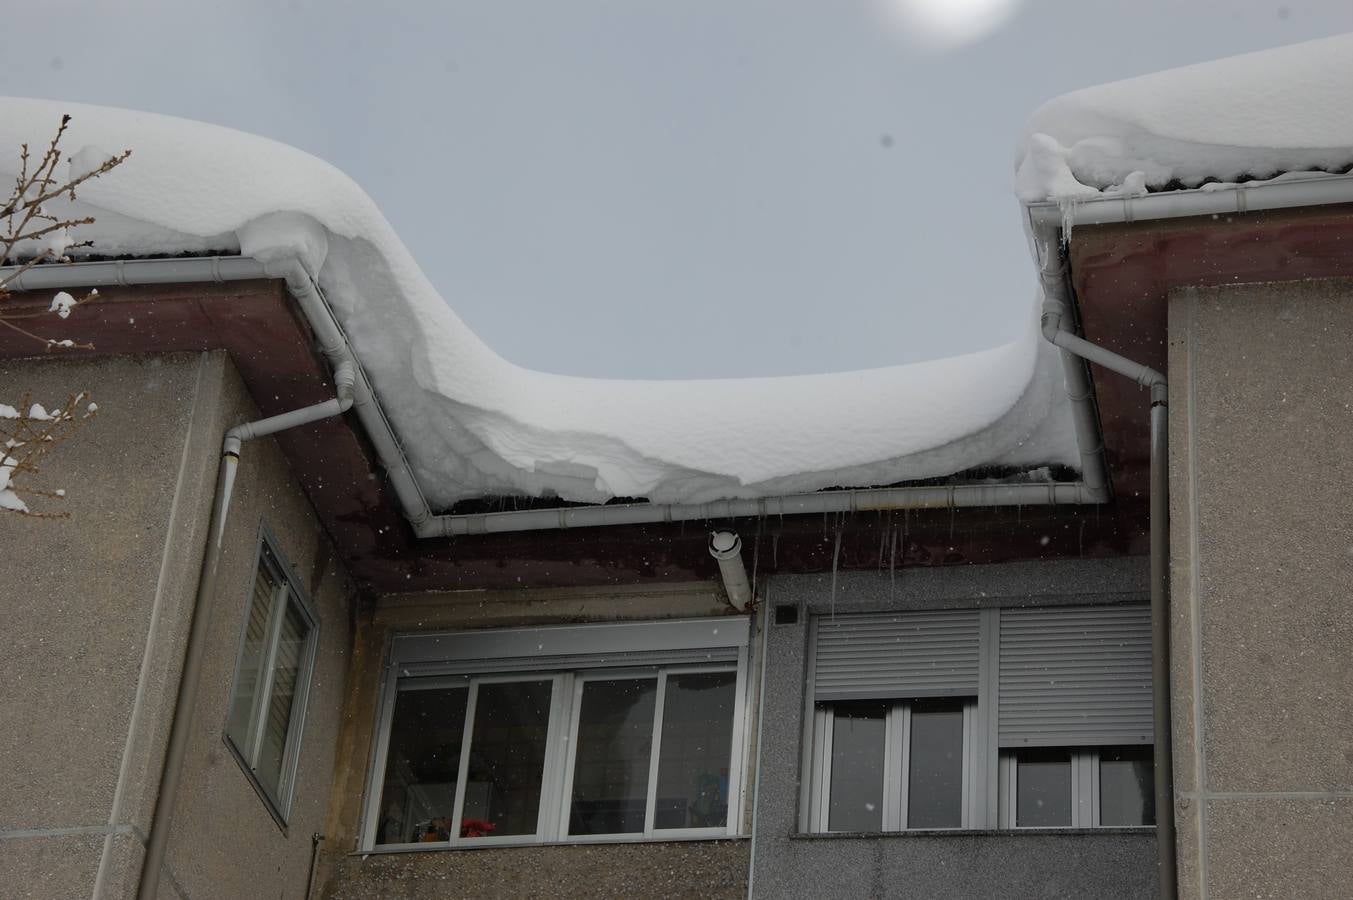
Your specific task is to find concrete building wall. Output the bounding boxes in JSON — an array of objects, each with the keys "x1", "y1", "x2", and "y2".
[
  {"x1": 0, "y1": 351, "x2": 354, "y2": 899},
  {"x1": 317, "y1": 583, "x2": 751, "y2": 899},
  {"x1": 750, "y1": 561, "x2": 1159, "y2": 900},
  {"x1": 158, "y1": 354, "x2": 356, "y2": 900},
  {"x1": 0, "y1": 352, "x2": 225, "y2": 899},
  {"x1": 1168, "y1": 279, "x2": 1353, "y2": 900}
]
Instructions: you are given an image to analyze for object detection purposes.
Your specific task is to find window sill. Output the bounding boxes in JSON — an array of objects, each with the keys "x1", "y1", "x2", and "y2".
[
  {"x1": 356, "y1": 833, "x2": 749, "y2": 855},
  {"x1": 792, "y1": 826, "x2": 1155, "y2": 840}
]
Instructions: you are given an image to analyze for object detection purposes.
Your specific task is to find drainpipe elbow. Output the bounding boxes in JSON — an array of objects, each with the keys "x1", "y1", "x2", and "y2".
[
  {"x1": 333, "y1": 359, "x2": 357, "y2": 412},
  {"x1": 1040, "y1": 297, "x2": 1067, "y2": 344},
  {"x1": 1149, "y1": 377, "x2": 1168, "y2": 406}
]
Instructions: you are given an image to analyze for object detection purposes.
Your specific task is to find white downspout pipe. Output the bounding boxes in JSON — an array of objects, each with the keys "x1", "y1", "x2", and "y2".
[
  {"x1": 138, "y1": 361, "x2": 355, "y2": 900},
  {"x1": 1034, "y1": 220, "x2": 1175, "y2": 900}
]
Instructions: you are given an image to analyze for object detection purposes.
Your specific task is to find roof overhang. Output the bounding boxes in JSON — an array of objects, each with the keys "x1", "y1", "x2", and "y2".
[
  {"x1": 0, "y1": 270, "x2": 1144, "y2": 591},
  {"x1": 1061, "y1": 201, "x2": 1353, "y2": 501}
]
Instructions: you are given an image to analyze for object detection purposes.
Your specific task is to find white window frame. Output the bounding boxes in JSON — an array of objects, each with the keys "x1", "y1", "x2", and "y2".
[
  {"x1": 360, "y1": 617, "x2": 751, "y2": 851},
  {"x1": 807, "y1": 699, "x2": 981, "y2": 833},
  {"x1": 223, "y1": 529, "x2": 319, "y2": 825},
  {"x1": 801, "y1": 604, "x2": 1154, "y2": 835},
  {"x1": 998, "y1": 747, "x2": 1154, "y2": 829}
]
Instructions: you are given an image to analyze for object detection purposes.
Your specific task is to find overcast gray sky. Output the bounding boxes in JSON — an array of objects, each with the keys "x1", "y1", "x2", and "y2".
[{"x1": 2, "y1": 1, "x2": 1350, "y2": 377}]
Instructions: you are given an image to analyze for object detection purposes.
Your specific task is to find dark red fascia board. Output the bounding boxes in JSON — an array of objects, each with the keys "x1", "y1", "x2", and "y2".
[
  {"x1": 1069, "y1": 203, "x2": 1353, "y2": 501},
  {"x1": 0, "y1": 278, "x2": 411, "y2": 586}
]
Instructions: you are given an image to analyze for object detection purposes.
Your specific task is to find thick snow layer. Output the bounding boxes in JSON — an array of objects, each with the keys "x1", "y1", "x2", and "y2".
[
  {"x1": 1016, "y1": 32, "x2": 1353, "y2": 202},
  {"x1": 0, "y1": 97, "x2": 1077, "y2": 507}
]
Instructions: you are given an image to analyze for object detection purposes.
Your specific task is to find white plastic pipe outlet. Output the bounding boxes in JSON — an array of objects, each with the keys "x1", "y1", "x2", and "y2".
[{"x1": 708, "y1": 530, "x2": 753, "y2": 612}]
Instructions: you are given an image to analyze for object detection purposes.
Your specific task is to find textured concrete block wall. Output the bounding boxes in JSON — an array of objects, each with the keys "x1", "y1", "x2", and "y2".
[
  {"x1": 1168, "y1": 279, "x2": 1353, "y2": 900},
  {"x1": 749, "y1": 561, "x2": 1159, "y2": 900},
  {"x1": 0, "y1": 353, "x2": 223, "y2": 899}
]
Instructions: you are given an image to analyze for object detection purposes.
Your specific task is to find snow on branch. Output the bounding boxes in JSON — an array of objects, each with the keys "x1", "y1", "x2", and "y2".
[
  {"x1": 0, "y1": 392, "x2": 98, "y2": 516},
  {"x1": 0, "y1": 115, "x2": 127, "y2": 516},
  {"x1": 0, "y1": 113, "x2": 130, "y2": 350}
]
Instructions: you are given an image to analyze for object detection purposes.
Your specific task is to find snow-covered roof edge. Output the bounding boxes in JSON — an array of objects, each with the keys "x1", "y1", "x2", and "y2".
[
  {"x1": 0, "y1": 97, "x2": 1079, "y2": 510},
  {"x1": 1016, "y1": 32, "x2": 1353, "y2": 203}
]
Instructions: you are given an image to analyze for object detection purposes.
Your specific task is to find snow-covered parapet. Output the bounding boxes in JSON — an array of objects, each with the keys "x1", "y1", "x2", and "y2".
[
  {"x1": 0, "y1": 97, "x2": 1077, "y2": 508},
  {"x1": 1016, "y1": 33, "x2": 1353, "y2": 203}
]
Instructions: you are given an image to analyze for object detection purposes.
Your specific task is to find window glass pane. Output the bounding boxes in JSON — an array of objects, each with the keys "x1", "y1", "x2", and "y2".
[
  {"x1": 907, "y1": 701, "x2": 965, "y2": 829},
  {"x1": 827, "y1": 702, "x2": 887, "y2": 832},
  {"x1": 226, "y1": 566, "x2": 275, "y2": 752},
  {"x1": 376, "y1": 680, "x2": 469, "y2": 845},
  {"x1": 1100, "y1": 746, "x2": 1155, "y2": 826},
  {"x1": 569, "y1": 678, "x2": 657, "y2": 835},
  {"x1": 1016, "y1": 750, "x2": 1072, "y2": 827},
  {"x1": 254, "y1": 601, "x2": 308, "y2": 797},
  {"x1": 655, "y1": 671, "x2": 736, "y2": 830},
  {"x1": 462, "y1": 680, "x2": 553, "y2": 838}
]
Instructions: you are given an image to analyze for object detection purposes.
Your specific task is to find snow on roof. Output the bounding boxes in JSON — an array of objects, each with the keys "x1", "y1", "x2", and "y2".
[
  {"x1": 0, "y1": 97, "x2": 1076, "y2": 508},
  {"x1": 1016, "y1": 32, "x2": 1353, "y2": 203}
]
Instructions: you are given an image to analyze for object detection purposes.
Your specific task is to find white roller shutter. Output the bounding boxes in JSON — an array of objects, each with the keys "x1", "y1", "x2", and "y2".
[
  {"x1": 998, "y1": 605, "x2": 1152, "y2": 747},
  {"x1": 814, "y1": 610, "x2": 981, "y2": 701}
]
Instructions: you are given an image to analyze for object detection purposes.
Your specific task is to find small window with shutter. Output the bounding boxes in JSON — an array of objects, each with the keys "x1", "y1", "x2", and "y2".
[
  {"x1": 805, "y1": 603, "x2": 1153, "y2": 833},
  {"x1": 225, "y1": 533, "x2": 318, "y2": 824}
]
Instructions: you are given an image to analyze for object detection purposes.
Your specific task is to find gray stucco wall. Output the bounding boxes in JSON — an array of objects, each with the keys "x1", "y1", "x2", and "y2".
[
  {"x1": 1168, "y1": 279, "x2": 1353, "y2": 900},
  {"x1": 0, "y1": 351, "x2": 354, "y2": 899},
  {"x1": 159, "y1": 353, "x2": 356, "y2": 900},
  {"x1": 0, "y1": 352, "x2": 225, "y2": 899},
  {"x1": 750, "y1": 560, "x2": 1159, "y2": 900}
]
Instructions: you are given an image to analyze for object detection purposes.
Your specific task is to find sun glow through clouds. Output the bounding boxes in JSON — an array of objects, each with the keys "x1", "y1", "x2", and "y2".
[{"x1": 885, "y1": 0, "x2": 1023, "y2": 49}]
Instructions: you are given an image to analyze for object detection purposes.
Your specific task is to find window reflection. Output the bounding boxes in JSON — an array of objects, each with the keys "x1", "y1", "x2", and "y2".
[
  {"x1": 462, "y1": 680, "x2": 553, "y2": 837},
  {"x1": 827, "y1": 702, "x2": 887, "y2": 832},
  {"x1": 1015, "y1": 749, "x2": 1072, "y2": 827},
  {"x1": 907, "y1": 701, "x2": 964, "y2": 828},
  {"x1": 655, "y1": 672, "x2": 736, "y2": 829},
  {"x1": 376, "y1": 680, "x2": 468, "y2": 844},
  {"x1": 1100, "y1": 746, "x2": 1155, "y2": 826},
  {"x1": 569, "y1": 678, "x2": 657, "y2": 835}
]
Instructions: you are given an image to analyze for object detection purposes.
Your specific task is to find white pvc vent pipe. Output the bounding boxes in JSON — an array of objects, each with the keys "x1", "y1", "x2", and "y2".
[{"x1": 708, "y1": 530, "x2": 753, "y2": 612}]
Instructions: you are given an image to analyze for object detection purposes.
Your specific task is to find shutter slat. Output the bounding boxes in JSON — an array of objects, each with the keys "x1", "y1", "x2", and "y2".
[
  {"x1": 814, "y1": 610, "x2": 980, "y2": 701},
  {"x1": 998, "y1": 605, "x2": 1152, "y2": 747}
]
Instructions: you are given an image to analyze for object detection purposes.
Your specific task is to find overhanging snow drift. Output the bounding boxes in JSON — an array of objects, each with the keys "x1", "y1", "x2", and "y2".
[
  {"x1": 1016, "y1": 32, "x2": 1353, "y2": 203},
  {"x1": 0, "y1": 96, "x2": 1077, "y2": 509}
]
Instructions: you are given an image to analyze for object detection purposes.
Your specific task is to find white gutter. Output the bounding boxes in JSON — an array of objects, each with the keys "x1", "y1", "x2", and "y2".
[
  {"x1": 1025, "y1": 170, "x2": 1353, "y2": 229},
  {"x1": 436, "y1": 482, "x2": 1100, "y2": 535}
]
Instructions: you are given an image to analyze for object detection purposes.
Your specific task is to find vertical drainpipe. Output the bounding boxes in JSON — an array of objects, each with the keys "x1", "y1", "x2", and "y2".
[
  {"x1": 1148, "y1": 380, "x2": 1173, "y2": 899},
  {"x1": 137, "y1": 362, "x2": 356, "y2": 900},
  {"x1": 1041, "y1": 246, "x2": 1177, "y2": 899}
]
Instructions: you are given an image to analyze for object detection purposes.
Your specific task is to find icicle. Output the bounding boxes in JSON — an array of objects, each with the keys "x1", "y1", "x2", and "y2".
[
  {"x1": 889, "y1": 523, "x2": 898, "y2": 599},
  {"x1": 829, "y1": 528, "x2": 842, "y2": 621},
  {"x1": 750, "y1": 515, "x2": 762, "y2": 603},
  {"x1": 1058, "y1": 196, "x2": 1080, "y2": 245}
]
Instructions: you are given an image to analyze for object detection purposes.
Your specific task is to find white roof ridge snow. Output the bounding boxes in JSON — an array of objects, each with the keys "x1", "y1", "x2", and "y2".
[
  {"x1": 0, "y1": 96, "x2": 1076, "y2": 507},
  {"x1": 1016, "y1": 31, "x2": 1353, "y2": 203}
]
